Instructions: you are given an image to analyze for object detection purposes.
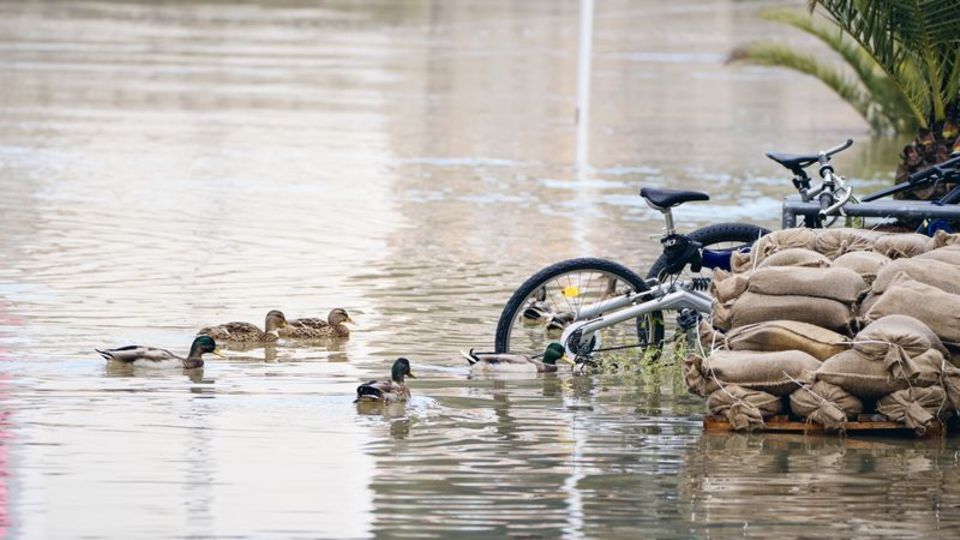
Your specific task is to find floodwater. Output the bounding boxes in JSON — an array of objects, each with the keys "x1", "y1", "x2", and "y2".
[{"x1": 0, "y1": 0, "x2": 955, "y2": 538}]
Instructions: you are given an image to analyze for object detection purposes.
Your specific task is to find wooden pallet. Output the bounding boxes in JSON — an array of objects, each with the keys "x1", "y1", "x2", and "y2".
[{"x1": 703, "y1": 414, "x2": 958, "y2": 438}]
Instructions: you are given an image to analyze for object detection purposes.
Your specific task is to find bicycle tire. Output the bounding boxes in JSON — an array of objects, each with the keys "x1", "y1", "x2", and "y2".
[
  {"x1": 494, "y1": 258, "x2": 664, "y2": 356},
  {"x1": 645, "y1": 222, "x2": 771, "y2": 280}
]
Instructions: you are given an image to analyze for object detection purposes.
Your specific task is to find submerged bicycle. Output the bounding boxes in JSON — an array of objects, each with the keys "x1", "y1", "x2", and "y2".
[
  {"x1": 494, "y1": 188, "x2": 768, "y2": 361},
  {"x1": 494, "y1": 140, "x2": 960, "y2": 362}
]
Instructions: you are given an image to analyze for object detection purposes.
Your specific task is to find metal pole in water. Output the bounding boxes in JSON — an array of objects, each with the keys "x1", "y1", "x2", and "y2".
[{"x1": 575, "y1": 0, "x2": 594, "y2": 172}]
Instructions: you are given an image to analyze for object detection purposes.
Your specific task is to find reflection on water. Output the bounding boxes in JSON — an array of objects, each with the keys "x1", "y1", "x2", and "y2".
[{"x1": 0, "y1": 0, "x2": 954, "y2": 538}]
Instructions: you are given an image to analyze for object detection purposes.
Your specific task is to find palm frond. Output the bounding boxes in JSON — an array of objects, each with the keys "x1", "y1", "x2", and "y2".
[
  {"x1": 729, "y1": 43, "x2": 888, "y2": 129},
  {"x1": 810, "y1": 0, "x2": 960, "y2": 124},
  {"x1": 760, "y1": 7, "x2": 917, "y2": 131}
]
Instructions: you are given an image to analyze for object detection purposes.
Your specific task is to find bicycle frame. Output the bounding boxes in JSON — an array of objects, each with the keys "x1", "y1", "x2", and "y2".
[{"x1": 559, "y1": 280, "x2": 712, "y2": 356}]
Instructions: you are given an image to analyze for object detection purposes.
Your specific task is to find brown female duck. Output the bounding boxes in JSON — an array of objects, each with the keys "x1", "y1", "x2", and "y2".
[{"x1": 198, "y1": 310, "x2": 288, "y2": 343}]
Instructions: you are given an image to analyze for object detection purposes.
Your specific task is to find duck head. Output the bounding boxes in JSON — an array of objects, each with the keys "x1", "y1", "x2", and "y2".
[
  {"x1": 391, "y1": 357, "x2": 415, "y2": 383},
  {"x1": 264, "y1": 310, "x2": 288, "y2": 334},
  {"x1": 328, "y1": 308, "x2": 356, "y2": 326},
  {"x1": 542, "y1": 342, "x2": 573, "y2": 366},
  {"x1": 189, "y1": 335, "x2": 226, "y2": 359}
]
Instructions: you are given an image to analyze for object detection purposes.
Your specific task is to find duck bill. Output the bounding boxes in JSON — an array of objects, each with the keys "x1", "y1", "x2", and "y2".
[
  {"x1": 406, "y1": 372, "x2": 416, "y2": 379},
  {"x1": 212, "y1": 348, "x2": 227, "y2": 359},
  {"x1": 346, "y1": 317, "x2": 358, "y2": 327},
  {"x1": 560, "y1": 354, "x2": 575, "y2": 366}
]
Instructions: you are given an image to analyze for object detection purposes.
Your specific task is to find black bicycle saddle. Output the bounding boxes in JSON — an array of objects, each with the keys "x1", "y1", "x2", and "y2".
[
  {"x1": 766, "y1": 151, "x2": 819, "y2": 175},
  {"x1": 640, "y1": 187, "x2": 709, "y2": 210}
]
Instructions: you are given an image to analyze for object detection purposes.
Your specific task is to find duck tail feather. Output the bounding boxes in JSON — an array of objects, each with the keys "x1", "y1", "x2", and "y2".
[
  {"x1": 355, "y1": 384, "x2": 383, "y2": 401},
  {"x1": 460, "y1": 348, "x2": 481, "y2": 366}
]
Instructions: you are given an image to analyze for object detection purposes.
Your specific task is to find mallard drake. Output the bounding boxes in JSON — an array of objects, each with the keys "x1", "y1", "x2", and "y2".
[
  {"x1": 96, "y1": 335, "x2": 225, "y2": 369},
  {"x1": 355, "y1": 358, "x2": 415, "y2": 403},
  {"x1": 198, "y1": 310, "x2": 287, "y2": 343},
  {"x1": 281, "y1": 308, "x2": 354, "y2": 339},
  {"x1": 461, "y1": 342, "x2": 573, "y2": 374}
]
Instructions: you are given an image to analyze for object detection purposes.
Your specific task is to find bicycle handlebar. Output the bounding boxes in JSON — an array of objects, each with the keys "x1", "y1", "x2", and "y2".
[
  {"x1": 906, "y1": 153, "x2": 960, "y2": 185},
  {"x1": 822, "y1": 139, "x2": 853, "y2": 158}
]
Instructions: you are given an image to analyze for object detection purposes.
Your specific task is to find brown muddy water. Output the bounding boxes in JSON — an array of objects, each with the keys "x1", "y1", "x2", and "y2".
[{"x1": 0, "y1": 0, "x2": 956, "y2": 538}]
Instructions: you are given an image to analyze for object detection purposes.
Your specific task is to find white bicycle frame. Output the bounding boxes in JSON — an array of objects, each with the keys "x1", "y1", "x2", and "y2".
[{"x1": 558, "y1": 278, "x2": 712, "y2": 356}]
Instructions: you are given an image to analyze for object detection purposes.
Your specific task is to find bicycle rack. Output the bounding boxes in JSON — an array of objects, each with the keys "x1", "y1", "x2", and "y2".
[{"x1": 781, "y1": 196, "x2": 960, "y2": 228}]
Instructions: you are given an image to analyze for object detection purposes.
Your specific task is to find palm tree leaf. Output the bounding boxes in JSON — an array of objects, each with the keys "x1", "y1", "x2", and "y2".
[
  {"x1": 810, "y1": 0, "x2": 960, "y2": 123},
  {"x1": 728, "y1": 43, "x2": 882, "y2": 128},
  {"x1": 760, "y1": 7, "x2": 916, "y2": 131}
]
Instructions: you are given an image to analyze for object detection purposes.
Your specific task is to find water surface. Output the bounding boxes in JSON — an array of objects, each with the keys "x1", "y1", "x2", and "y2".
[{"x1": 1, "y1": 1, "x2": 955, "y2": 538}]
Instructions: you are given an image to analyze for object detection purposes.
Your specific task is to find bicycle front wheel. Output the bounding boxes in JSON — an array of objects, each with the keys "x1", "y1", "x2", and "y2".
[{"x1": 494, "y1": 258, "x2": 665, "y2": 360}]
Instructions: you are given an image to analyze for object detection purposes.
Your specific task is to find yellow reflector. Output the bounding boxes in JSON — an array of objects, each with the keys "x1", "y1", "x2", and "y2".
[{"x1": 562, "y1": 286, "x2": 580, "y2": 298}]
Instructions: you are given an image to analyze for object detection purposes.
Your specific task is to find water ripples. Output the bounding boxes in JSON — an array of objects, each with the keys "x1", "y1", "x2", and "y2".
[{"x1": 1, "y1": 0, "x2": 956, "y2": 538}]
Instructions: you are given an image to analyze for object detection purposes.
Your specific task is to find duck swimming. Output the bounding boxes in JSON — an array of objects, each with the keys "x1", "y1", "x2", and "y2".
[
  {"x1": 96, "y1": 335, "x2": 225, "y2": 369},
  {"x1": 521, "y1": 287, "x2": 554, "y2": 324},
  {"x1": 461, "y1": 342, "x2": 572, "y2": 374},
  {"x1": 282, "y1": 308, "x2": 355, "y2": 339},
  {"x1": 355, "y1": 358, "x2": 415, "y2": 403},
  {"x1": 198, "y1": 310, "x2": 287, "y2": 343}
]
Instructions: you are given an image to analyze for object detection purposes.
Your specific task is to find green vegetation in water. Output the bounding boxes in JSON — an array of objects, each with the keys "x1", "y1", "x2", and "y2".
[{"x1": 579, "y1": 336, "x2": 691, "y2": 395}]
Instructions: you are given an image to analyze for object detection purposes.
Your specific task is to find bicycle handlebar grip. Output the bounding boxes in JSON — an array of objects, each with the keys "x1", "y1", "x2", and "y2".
[{"x1": 823, "y1": 139, "x2": 854, "y2": 157}]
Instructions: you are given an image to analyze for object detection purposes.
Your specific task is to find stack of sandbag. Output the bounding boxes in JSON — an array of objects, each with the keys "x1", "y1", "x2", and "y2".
[
  {"x1": 805, "y1": 315, "x2": 960, "y2": 434},
  {"x1": 685, "y1": 349, "x2": 821, "y2": 431},
  {"x1": 712, "y1": 265, "x2": 867, "y2": 333},
  {"x1": 690, "y1": 315, "x2": 959, "y2": 434},
  {"x1": 696, "y1": 228, "x2": 960, "y2": 433},
  {"x1": 727, "y1": 227, "x2": 935, "y2": 271},
  {"x1": 860, "y1": 259, "x2": 960, "y2": 348}
]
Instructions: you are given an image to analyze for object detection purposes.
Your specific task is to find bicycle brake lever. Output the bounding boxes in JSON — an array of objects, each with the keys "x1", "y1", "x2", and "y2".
[{"x1": 818, "y1": 186, "x2": 853, "y2": 218}]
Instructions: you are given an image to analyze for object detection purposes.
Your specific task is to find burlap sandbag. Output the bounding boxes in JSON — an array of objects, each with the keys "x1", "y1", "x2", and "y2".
[
  {"x1": 832, "y1": 251, "x2": 890, "y2": 285},
  {"x1": 698, "y1": 319, "x2": 726, "y2": 353},
  {"x1": 789, "y1": 380, "x2": 863, "y2": 430},
  {"x1": 915, "y1": 246, "x2": 960, "y2": 266},
  {"x1": 858, "y1": 292, "x2": 880, "y2": 317},
  {"x1": 710, "y1": 269, "x2": 750, "y2": 306},
  {"x1": 941, "y1": 363, "x2": 960, "y2": 411},
  {"x1": 752, "y1": 228, "x2": 818, "y2": 266},
  {"x1": 872, "y1": 258, "x2": 960, "y2": 296},
  {"x1": 862, "y1": 277, "x2": 960, "y2": 344},
  {"x1": 684, "y1": 354, "x2": 710, "y2": 397},
  {"x1": 885, "y1": 348, "x2": 950, "y2": 388},
  {"x1": 707, "y1": 384, "x2": 783, "y2": 432},
  {"x1": 873, "y1": 233, "x2": 932, "y2": 259},
  {"x1": 725, "y1": 320, "x2": 846, "y2": 361},
  {"x1": 756, "y1": 248, "x2": 831, "y2": 270},
  {"x1": 696, "y1": 349, "x2": 820, "y2": 396},
  {"x1": 853, "y1": 314, "x2": 949, "y2": 363},
  {"x1": 748, "y1": 266, "x2": 866, "y2": 303},
  {"x1": 876, "y1": 386, "x2": 948, "y2": 434},
  {"x1": 931, "y1": 229, "x2": 960, "y2": 249},
  {"x1": 720, "y1": 291, "x2": 853, "y2": 333},
  {"x1": 816, "y1": 350, "x2": 909, "y2": 398},
  {"x1": 729, "y1": 250, "x2": 754, "y2": 274},
  {"x1": 814, "y1": 227, "x2": 886, "y2": 259}
]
